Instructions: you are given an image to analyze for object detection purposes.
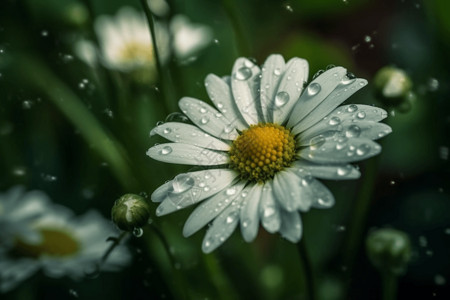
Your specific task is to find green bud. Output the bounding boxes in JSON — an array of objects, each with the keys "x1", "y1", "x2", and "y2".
[
  {"x1": 366, "y1": 228, "x2": 412, "y2": 275},
  {"x1": 111, "y1": 194, "x2": 151, "y2": 232},
  {"x1": 373, "y1": 66, "x2": 412, "y2": 106}
]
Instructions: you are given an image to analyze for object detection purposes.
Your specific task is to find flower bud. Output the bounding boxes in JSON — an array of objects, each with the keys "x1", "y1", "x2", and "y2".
[
  {"x1": 373, "y1": 66, "x2": 412, "y2": 106},
  {"x1": 111, "y1": 194, "x2": 151, "y2": 232},
  {"x1": 366, "y1": 228, "x2": 412, "y2": 275}
]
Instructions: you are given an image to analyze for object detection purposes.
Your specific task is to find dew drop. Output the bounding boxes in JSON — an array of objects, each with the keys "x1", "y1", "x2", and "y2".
[
  {"x1": 163, "y1": 128, "x2": 172, "y2": 134},
  {"x1": 337, "y1": 165, "x2": 352, "y2": 176},
  {"x1": 356, "y1": 143, "x2": 370, "y2": 156},
  {"x1": 264, "y1": 206, "x2": 276, "y2": 218},
  {"x1": 159, "y1": 146, "x2": 172, "y2": 155},
  {"x1": 200, "y1": 116, "x2": 210, "y2": 124},
  {"x1": 347, "y1": 104, "x2": 358, "y2": 113},
  {"x1": 309, "y1": 135, "x2": 326, "y2": 150},
  {"x1": 170, "y1": 174, "x2": 195, "y2": 194},
  {"x1": 345, "y1": 125, "x2": 361, "y2": 138},
  {"x1": 226, "y1": 187, "x2": 236, "y2": 196},
  {"x1": 312, "y1": 70, "x2": 324, "y2": 80},
  {"x1": 328, "y1": 116, "x2": 341, "y2": 126},
  {"x1": 364, "y1": 35, "x2": 372, "y2": 43},
  {"x1": 226, "y1": 214, "x2": 235, "y2": 224},
  {"x1": 235, "y1": 67, "x2": 252, "y2": 80},
  {"x1": 165, "y1": 112, "x2": 189, "y2": 123},
  {"x1": 199, "y1": 107, "x2": 207, "y2": 113},
  {"x1": 275, "y1": 91, "x2": 290, "y2": 108},
  {"x1": 133, "y1": 227, "x2": 144, "y2": 237},
  {"x1": 356, "y1": 111, "x2": 366, "y2": 119},
  {"x1": 307, "y1": 83, "x2": 321, "y2": 96},
  {"x1": 217, "y1": 102, "x2": 224, "y2": 109}
]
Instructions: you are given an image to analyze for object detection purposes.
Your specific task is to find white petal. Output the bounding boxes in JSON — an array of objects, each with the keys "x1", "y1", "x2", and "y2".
[
  {"x1": 307, "y1": 179, "x2": 335, "y2": 209},
  {"x1": 291, "y1": 161, "x2": 360, "y2": 180},
  {"x1": 155, "y1": 169, "x2": 238, "y2": 216},
  {"x1": 292, "y1": 78, "x2": 368, "y2": 134},
  {"x1": 150, "y1": 122, "x2": 230, "y2": 151},
  {"x1": 259, "y1": 54, "x2": 285, "y2": 123},
  {"x1": 151, "y1": 181, "x2": 171, "y2": 203},
  {"x1": 273, "y1": 171, "x2": 312, "y2": 212},
  {"x1": 287, "y1": 67, "x2": 347, "y2": 128},
  {"x1": 179, "y1": 97, "x2": 238, "y2": 140},
  {"x1": 183, "y1": 182, "x2": 245, "y2": 237},
  {"x1": 299, "y1": 106, "x2": 391, "y2": 143},
  {"x1": 147, "y1": 143, "x2": 229, "y2": 165},
  {"x1": 279, "y1": 210, "x2": 302, "y2": 243},
  {"x1": 259, "y1": 183, "x2": 281, "y2": 233},
  {"x1": 0, "y1": 259, "x2": 39, "y2": 293},
  {"x1": 273, "y1": 58, "x2": 309, "y2": 124},
  {"x1": 201, "y1": 187, "x2": 250, "y2": 253},
  {"x1": 205, "y1": 74, "x2": 247, "y2": 130},
  {"x1": 231, "y1": 58, "x2": 262, "y2": 125},
  {"x1": 239, "y1": 184, "x2": 262, "y2": 242},
  {"x1": 300, "y1": 137, "x2": 381, "y2": 163}
]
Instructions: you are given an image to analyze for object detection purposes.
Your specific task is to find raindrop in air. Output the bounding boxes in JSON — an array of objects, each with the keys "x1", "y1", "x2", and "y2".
[
  {"x1": 235, "y1": 67, "x2": 252, "y2": 80},
  {"x1": 133, "y1": 227, "x2": 144, "y2": 237},
  {"x1": 275, "y1": 91, "x2": 290, "y2": 108},
  {"x1": 307, "y1": 83, "x2": 321, "y2": 96}
]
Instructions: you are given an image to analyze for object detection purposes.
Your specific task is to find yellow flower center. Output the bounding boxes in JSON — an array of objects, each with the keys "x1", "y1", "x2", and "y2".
[
  {"x1": 229, "y1": 123, "x2": 296, "y2": 183},
  {"x1": 12, "y1": 228, "x2": 80, "y2": 258},
  {"x1": 119, "y1": 42, "x2": 154, "y2": 64}
]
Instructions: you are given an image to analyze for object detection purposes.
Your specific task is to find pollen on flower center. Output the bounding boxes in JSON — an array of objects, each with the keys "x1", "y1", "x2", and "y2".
[
  {"x1": 229, "y1": 123, "x2": 296, "y2": 183},
  {"x1": 12, "y1": 228, "x2": 80, "y2": 258},
  {"x1": 120, "y1": 42, "x2": 154, "y2": 63}
]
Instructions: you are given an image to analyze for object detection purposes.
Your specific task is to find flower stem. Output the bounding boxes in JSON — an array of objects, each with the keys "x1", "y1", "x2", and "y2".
[
  {"x1": 381, "y1": 272, "x2": 398, "y2": 300},
  {"x1": 297, "y1": 238, "x2": 316, "y2": 300},
  {"x1": 139, "y1": 0, "x2": 170, "y2": 108},
  {"x1": 203, "y1": 253, "x2": 239, "y2": 300},
  {"x1": 149, "y1": 225, "x2": 189, "y2": 300},
  {"x1": 221, "y1": 0, "x2": 251, "y2": 56},
  {"x1": 100, "y1": 231, "x2": 129, "y2": 267},
  {"x1": 343, "y1": 156, "x2": 380, "y2": 269}
]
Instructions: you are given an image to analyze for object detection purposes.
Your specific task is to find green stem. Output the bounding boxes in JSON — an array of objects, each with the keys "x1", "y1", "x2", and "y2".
[
  {"x1": 149, "y1": 225, "x2": 189, "y2": 300},
  {"x1": 221, "y1": 0, "x2": 251, "y2": 56},
  {"x1": 100, "y1": 232, "x2": 129, "y2": 267},
  {"x1": 381, "y1": 272, "x2": 398, "y2": 300},
  {"x1": 343, "y1": 156, "x2": 380, "y2": 269},
  {"x1": 17, "y1": 55, "x2": 139, "y2": 191},
  {"x1": 138, "y1": 0, "x2": 170, "y2": 109},
  {"x1": 203, "y1": 253, "x2": 239, "y2": 300},
  {"x1": 297, "y1": 239, "x2": 316, "y2": 300}
]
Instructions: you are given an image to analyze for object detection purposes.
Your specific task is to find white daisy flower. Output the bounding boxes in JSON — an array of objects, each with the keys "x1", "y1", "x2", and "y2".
[
  {"x1": 93, "y1": 7, "x2": 170, "y2": 72},
  {"x1": 0, "y1": 187, "x2": 131, "y2": 293},
  {"x1": 170, "y1": 15, "x2": 213, "y2": 62},
  {"x1": 147, "y1": 55, "x2": 392, "y2": 253}
]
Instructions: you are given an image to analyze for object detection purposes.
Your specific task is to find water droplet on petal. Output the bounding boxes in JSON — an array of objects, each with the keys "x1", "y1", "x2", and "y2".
[
  {"x1": 347, "y1": 104, "x2": 358, "y2": 112},
  {"x1": 199, "y1": 107, "x2": 207, "y2": 113},
  {"x1": 337, "y1": 165, "x2": 352, "y2": 176},
  {"x1": 356, "y1": 143, "x2": 370, "y2": 156},
  {"x1": 226, "y1": 187, "x2": 236, "y2": 196},
  {"x1": 345, "y1": 125, "x2": 361, "y2": 138},
  {"x1": 275, "y1": 91, "x2": 290, "y2": 108},
  {"x1": 307, "y1": 83, "x2": 321, "y2": 96},
  {"x1": 170, "y1": 174, "x2": 195, "y2": 194},
  {"x1": 235, "y1": 67, "x2": 252, "y2": 80},
  {"x1": 160, "y1": 146, "x2": 172, "y2": 155},
  {"x1": 356, "y1": 111, "x2": 366, "y2": 119},
  {"x1": 273, "y1": 68, "x2": 281, "y2": 76},
  {"x1": 309, "y1": 135, "x2": 326, "y2": 150},
  {"x1": 163, "y1": 128, "x2": 172, "y2": 134},
  {"x1": 328, "y1": 116, "x2": 341, "y2": 126},
  {"x1": 200, "y1": 116, "x2": 210, "y2": 124}
]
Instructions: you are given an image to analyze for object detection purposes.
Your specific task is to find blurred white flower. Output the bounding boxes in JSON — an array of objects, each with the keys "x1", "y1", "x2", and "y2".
[
  {"x1": 170, "y1": 15, "x2": 213, "y2": 62},
  {"x1": 93, "y1": 7, "x2": 169, "y2": 73},
  {"x1": 0, "y1": 187, "x2": 131, "y2": 293},
  {"x1": 147, "y1": 54, "x2": 392, "y2": 253}
]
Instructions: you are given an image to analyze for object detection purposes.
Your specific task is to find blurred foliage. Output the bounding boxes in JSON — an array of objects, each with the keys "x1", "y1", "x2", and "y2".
[{"x1": 0, "y1": 0, "x2": 450, "y2": 299}]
